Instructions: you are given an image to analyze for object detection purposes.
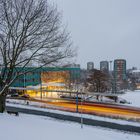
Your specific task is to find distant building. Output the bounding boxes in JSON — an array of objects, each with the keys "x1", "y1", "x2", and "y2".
[
  {"x1": 87, "y1": 62, "x2": 94, "y2": 71},
  {"x1": 131, "y1": 69, "x2": 140, "y2": 78},
  {"x1": 100, "y1": 61, "x2": 109, "y2": 73},
  {"x1": 114, "y1": 59, "x2": 126, "y2": 81},
  {"x1": 69, "y1": 64, "x2": 80, "y2": 68},
  {"x1": 130, "y1": 69, "x2": 140, "y2": 83},
  {"x1": 126, "y1": 68, "x2": 140, "y2": 90},
  {"x1": 4, "y1": 67, "x2": 81, "y2": 98},
  {"x1": 63, "y1": 63, "x2": 80, "y2": 68},
  {"x1": 113, "y1": 59, "x2": 127, "y2": 91},
  {"x1": 132, "y1": 67, "x2": 137, "y2": 70},
  {"x1": 80, "y1": 69, "x2": 88, "y2": 83}
]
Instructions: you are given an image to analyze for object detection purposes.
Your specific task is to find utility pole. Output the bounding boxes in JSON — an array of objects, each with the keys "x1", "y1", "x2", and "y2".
[
  {"x1": 109, "y1": 61, "x2": 113, "y2": 72},
  {"x1": 76, "y1": 91, "x2": 79, "y2": 113},
  {"x1": 40, "y1": 71, "x2": 42, "y2": 99},
  {"x1": 23, "y1": 69, "x2": 26, "y2": 94},
  {"x1": 109, "y1": 61, "x2": 113, "y2": 93},
  {"x1": 80, "y1": 89, "x2": 83, "y2": 129}
]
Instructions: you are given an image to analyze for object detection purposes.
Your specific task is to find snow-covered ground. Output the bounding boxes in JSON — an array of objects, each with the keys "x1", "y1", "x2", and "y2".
[
  {"x1": 88, "y1": 90, "x2": 140, "y2": 108},
  {"x1": 6, "y1": 101, "x2": 140, "y2": 127},
  {"x1": 0, "y1": 113, "x2": 140, "y2": 140},
  {"x1": 5, "y1": 89, "x2": 140, "y2": 136},
  {"x1": 119, "y1": 90, "x2": 140, "y2": 108}
]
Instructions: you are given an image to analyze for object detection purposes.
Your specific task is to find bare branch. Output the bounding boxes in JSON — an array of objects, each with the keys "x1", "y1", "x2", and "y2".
[{"x1": 0, "y1": 0, "x2": 75, "y2": 96}]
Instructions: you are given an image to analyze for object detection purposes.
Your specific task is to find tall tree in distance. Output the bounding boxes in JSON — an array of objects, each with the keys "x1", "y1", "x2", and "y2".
[
  {"x1": 87, "y1": 69, "x2": 110, "y2": 92},
  {"x1": 0, "y1": 0, "x2": 74, "y2": 112}
]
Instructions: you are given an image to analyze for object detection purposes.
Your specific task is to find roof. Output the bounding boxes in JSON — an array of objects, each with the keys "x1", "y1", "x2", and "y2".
[{"x1": 132, "y1": 70, "x2": 140, "y2": 73}]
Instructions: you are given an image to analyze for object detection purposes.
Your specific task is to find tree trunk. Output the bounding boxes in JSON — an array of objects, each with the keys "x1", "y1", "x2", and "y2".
[{"x1": 0, "y1": 94, "x2": 6, "y2": 113}]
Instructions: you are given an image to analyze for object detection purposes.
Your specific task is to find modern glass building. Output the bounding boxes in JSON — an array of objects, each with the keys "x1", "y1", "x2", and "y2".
[
  {"x1": 12, "y1": 67, "x2": 80, "y2": 87},
  {"x1": 9, "y1": 67, "x2": 81, "y2": 98}
]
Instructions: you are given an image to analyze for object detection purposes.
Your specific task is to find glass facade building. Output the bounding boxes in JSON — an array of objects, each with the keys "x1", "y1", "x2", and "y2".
[{"x1": 12, "y1": 67, "x2": 80, "y2": 88}]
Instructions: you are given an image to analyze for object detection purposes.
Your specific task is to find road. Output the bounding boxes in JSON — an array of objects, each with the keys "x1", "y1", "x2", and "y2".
[
  {"x1": 46, "y1": 101, "x2": 140, "y2": 120},
  {"x1": 26, "y1": 97, "x2": 140, "y2": 121},
  {"x1": 8, "y1": 97, "x2": 140, "y2": 121}
]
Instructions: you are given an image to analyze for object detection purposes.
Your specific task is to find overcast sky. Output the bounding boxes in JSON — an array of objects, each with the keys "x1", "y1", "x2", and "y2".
[{"x1": 54, "y1": 0, "x2": 140, "y2": 69}]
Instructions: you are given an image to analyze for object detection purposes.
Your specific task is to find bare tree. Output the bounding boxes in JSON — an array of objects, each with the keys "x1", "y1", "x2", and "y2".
[
  {"x1": 0, "y1": 0, "x2": 74, "y2": 112},
  {"x1": 87, "y1": 69, "x2": 110, "y2": 92}
]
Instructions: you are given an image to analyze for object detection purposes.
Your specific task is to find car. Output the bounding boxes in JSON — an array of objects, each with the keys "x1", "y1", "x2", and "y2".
[
  {"x1": 10, "y1": 93, "x2": 19, "y2": 97},
  {"x1": 20, "y1": 94, "x2": 30, "y2": 99},
  {"x1": 119, "y1": 99, "x2": 127, "y2": 104}
]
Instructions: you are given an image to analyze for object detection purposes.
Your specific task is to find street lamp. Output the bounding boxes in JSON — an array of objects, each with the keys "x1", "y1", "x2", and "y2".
[
  {"x1": 109, "y1": 61, "x2": 113, "y2": 93},
  {"x1": 109, "y1": 61, "x2": 113, "y2": 72},
  {"x1": 76, "y1": 91, "x2": 79, "y2": 113},
  {"x1": 80, "y1": 89, "x2": 83, "y2": 129},
  {"x1": 23, "y1": 69, "x2": 26, "y2": 94},
  {"x1": 40, "y1": 70, "x2": 43, "y2": 99}
]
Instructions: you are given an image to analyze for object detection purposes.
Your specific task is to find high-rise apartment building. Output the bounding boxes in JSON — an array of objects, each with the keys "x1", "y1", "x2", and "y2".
[
  {"x1": 100, "y1": 61, "x2": 109, "y2": 73},
  {"x1": 87, "y1": 62, "x2": 94, "y2": 71},
  {"x1": 113, "y1": 59, "x2": 127, "y2": 91},
  {"x1": 114, "y1": 59, "x2": 126, "y2": 81}
]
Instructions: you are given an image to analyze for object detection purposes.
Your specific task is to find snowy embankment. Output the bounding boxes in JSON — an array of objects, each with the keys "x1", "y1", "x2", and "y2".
[
  {"x1": 0, "y1": 113, "x2": 140, "y2": 140},
  {"x1": 6, "y1": 99, "x2": 140, "y2": 127},
  {"x1": 119, "y1": 90, "x2": 140, "y2": 108},
  {"x1": 89, "y1": 90, "x2": 140, "y2": 108}
]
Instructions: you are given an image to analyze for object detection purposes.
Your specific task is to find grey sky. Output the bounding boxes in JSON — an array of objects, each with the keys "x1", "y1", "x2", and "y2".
[{"x1": 54, "y1": 0, "x2": 140, "y2": 69}]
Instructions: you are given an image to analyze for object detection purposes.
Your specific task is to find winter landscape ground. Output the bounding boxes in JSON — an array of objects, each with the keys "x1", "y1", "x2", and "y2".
[
  {"x1": 1, "y1": 90, "x2": 140, "y2": 140},
  {"x1": 120, "y1": 90, "x2": 140, "y2": 107},
  {"x1": 0, "y1": 112, "x2": 140, "y2": 140}
]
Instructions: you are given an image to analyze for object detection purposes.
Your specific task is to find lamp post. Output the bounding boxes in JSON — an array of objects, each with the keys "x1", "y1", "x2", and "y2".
[
  {"x1": 23, "y1": 69, "x2": 26, "y2": 94},
  {"x1": 109, "y1": 61, "x2": 113, "y2": 72},
  {"x1": 109, "y1": 61, "x2": 113, "y2": 93},
  {"x1": 76, "y1": 91, "x2": 79, "y2": 113},
  {"x1": 80, "y1": 89, "x2": 83, "y2": 129},
  {"x1": 40, "y1": 70, "x2": 42, "y2": 99}
]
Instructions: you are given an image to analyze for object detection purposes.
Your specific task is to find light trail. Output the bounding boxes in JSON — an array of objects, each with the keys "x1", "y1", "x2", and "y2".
[
  {"x1": 48, "y1": 101, "x2": 140, "y2": 119},
  {"x1": 9, "y1": 97, "x2": 140, "y2": 120}
]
